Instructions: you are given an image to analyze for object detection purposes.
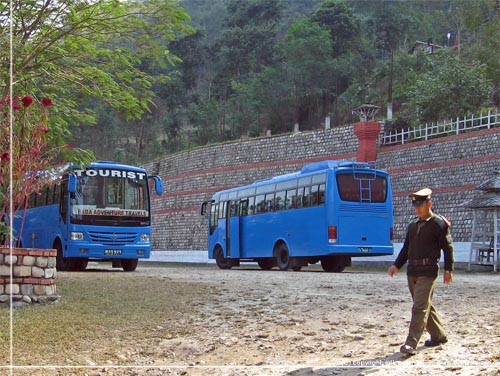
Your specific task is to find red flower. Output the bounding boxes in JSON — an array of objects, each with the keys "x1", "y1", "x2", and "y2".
[
  {"x1": 21, "y1": 96, "x2": 33, "y2": 107},
  {"x1": 41, "y1": 98, "x2": 52, "y2": 107},
  {"x1": 0, "y1": 152, "x2": 9, "y2": 161},
  {"x1": 12, "y1": 101, "x2": 20, "y2": 110},
  {"x1": 36, "y1": 124, "x2": 50, "y2": 133}
]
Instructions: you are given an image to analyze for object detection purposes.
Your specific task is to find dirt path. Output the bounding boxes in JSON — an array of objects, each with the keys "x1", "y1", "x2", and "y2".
[
  {"x1": 4, "y1": 264, "x2": 499, "y2": 376},
  {"x1": 128, "y1": 264, "x2": 500, "y2": 376}
]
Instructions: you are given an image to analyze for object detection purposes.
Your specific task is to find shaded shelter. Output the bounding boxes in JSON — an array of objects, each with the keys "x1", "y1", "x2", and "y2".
[{"x1": 464, "y1": 171, "x2": 500, "y2": 272}]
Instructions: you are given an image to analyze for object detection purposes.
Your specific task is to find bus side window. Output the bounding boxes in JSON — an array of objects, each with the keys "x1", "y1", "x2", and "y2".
[
  {"x1": 303, "y1": 186, "x2": 311, "y2": 208},
  {"x1": 318, "y1": 184, "x2": 326, "y2": 205},
  {"x1": 275, "y1": 191, "x2": 286, "y2": 211},
  {"x1": 296, "y1": 187, "x2": 304, "y2": 208},
  {"x1": 310, "y1": 185, "x2": 319, "y2": 206},
  {"x1": 285, "y1": 189, "x2": 296, "y2": 209},
  {"x1": 46, "y1": 186, "x2": 53, "y2": 205},
  {"x1": 265, "y1": 193, "x2": 275, "y2": 212},
  {"x1": 53, "y1": 182, "x2": 61, "y2": 207},
  {"x1": 230, "y1": 201, "x2": 239, "y2": 217},
  {"x1": 60, "y1": 179, "x2": 69, "y2": 223},
  {"x1": 247, "y1": 196, "x2": 255, "y2": 215},
  {"x1": 240, "y1": 199, "x2": 249, "y2": 216},
  {"x1": 256, "y1": 195, "x2": 265, "y2": 213},
  {"x1": 28, "y1": 192, "x2": 37, "y2": 208},
  {"x1": 219, "y1": 202, "x2": 226, "y2": 219},
  {"x1": 210, "y1": 203, "x2": 218, "y2": 234}
]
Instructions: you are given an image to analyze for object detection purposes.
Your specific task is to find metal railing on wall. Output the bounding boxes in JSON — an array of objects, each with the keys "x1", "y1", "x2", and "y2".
[{"x1": 379, "y1": 110, "x2": 500, "y2": 145}]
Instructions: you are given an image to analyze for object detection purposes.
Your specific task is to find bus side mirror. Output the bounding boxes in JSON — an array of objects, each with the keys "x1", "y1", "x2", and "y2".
[
  {"x1": 200, "y1": 201, "x2": 208, "y2": 215},
  {"x1": 68, "y1": 175, "x2": 77, "y2": 193},
  {"x1": 151, "y1": 176, "x2": 163, "y2": 195}
]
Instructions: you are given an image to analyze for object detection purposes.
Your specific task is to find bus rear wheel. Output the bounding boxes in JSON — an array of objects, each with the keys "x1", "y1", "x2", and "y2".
[
  {"x1": 257, "y1": 258, "x2": 274, "y2": 270},
  {"x1": 122, "y1": 258, "x2": 138, "y2": 272},
  {"x1": 275, "y1": 243, "x2": 290, "y2": 271},
  {"x1": 215, "y1": 247, "x2": 233, "y2": 269},
  {"x1": 321, "y1": 256, "x2": 350, "y2": 273}
]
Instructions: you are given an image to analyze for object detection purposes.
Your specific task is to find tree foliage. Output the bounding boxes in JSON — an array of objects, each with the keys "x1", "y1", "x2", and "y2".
[
  {"x1": 407, "y1": 52, "x2": 493, "y2": 122},
  {"x1": 3, "y1": 0, "x2": 498, "y2": 164},
  {"x1": 0, "y1": 0, "x2": 193, "y2": 160}
]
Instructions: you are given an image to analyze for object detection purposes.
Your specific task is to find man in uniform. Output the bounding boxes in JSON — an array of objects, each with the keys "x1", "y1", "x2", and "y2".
[{"x1": 387, "y1": 188, "x2": 454, "y2": 356}]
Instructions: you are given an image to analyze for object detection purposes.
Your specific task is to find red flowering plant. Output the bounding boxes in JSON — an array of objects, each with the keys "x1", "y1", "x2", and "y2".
[{"x1": 0, "y1": 95, "x2": 91, "y2": 245}]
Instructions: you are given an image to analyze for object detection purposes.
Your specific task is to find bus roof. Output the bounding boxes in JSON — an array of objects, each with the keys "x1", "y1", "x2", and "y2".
[{"x1": 213, "y1": 160, "x2": 384, "y2": 199}]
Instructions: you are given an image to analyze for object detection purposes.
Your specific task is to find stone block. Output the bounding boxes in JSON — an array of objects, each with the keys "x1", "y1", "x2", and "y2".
[
  {"x1": 6, "y1": 283, "x2": 19, "y2": 294},
  {"x1": 33, "y1": 285, "x2": 47, "y2": 296},
  {"x1": 23, "y1": 256, "x2": 36, "y2": 266},
  {"x1": 0, "y1": 284, "x2": 3, "y2": 294},
  {"x1": 35, "y1": 257, "x2": 48, "y2": 268},
  {"x1": 31, "y1": 266, "x2": 45, "y2": 278},
  {"x1": 47, "y1": 257, "x2": 56, "y2": 268},
  {"x1": 46, "y1": 285, "x2": 57, "y2": 295},
  {"x1": 0, "y1": 265, "x2": 10, "y2": 276},
  {"x1": 4, "y1": 255, "x2": 17, "y2": 265},
  {"x1": 44, "y1": 268, "x2": 56, "y2": 279},
  {"x1": 21, "y1": 284, "x2": 34, "y2": 296},
  {"x1": 13, "y1": 266, "x2": 31, "y2": 277}
]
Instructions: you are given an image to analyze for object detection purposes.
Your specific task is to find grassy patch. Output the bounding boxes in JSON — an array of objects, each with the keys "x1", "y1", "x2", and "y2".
[{"x1": 0, "y1": 270, "x2": 205, "y2": 368}]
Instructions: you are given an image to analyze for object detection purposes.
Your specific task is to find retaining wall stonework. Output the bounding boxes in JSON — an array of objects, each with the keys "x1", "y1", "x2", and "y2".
[
  {"x1": 0, "y1": 248, "x2": 59, "y2": 308},
  {"x1": 143, "y1": 126, "x2": 500, "y2": 251}
]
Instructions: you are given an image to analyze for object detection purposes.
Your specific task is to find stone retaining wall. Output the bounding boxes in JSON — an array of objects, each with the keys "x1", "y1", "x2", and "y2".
[
  {"x1": 0, "y1": 248, "x2": 59, "y2": 307},
  {"x1": 144, "y1": 126, "x2": 500, "y2": 251}
]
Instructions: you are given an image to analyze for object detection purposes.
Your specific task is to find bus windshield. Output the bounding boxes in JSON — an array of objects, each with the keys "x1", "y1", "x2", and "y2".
[{"x1": 71, "y1": 170, "x2": 150, "y2": 226}]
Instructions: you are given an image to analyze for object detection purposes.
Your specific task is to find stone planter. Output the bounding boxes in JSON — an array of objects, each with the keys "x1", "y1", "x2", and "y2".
[
  {"x1": 353, "y1": 121, "x2": 381, "y2": 162},
  {"x1": 0, "y1": 248, "x2": 59, "y2": 308}
]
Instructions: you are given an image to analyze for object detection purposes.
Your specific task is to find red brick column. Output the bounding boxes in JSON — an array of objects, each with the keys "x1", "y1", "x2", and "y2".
[{"x1": 353, "y1": 121, "x2": 381, "y2": 162}]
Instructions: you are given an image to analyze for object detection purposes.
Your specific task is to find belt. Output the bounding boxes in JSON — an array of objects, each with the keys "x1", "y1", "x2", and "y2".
[{"x1": 408, "y1": 258, "x2": 439, "y2": 266}]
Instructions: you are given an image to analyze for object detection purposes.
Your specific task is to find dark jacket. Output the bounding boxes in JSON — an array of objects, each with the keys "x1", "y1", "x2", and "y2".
[{"x1": 394, "y1": 212, "x2": 454, "y2": 277}]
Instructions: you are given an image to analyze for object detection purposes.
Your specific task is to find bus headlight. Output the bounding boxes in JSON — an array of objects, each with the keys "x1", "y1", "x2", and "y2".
[
  {"x1": 140, "y1": 234, "x2": 149, "y2": 242},
  {"x1": 70, "y1": 232, "x2": 84, "y2": 241}
]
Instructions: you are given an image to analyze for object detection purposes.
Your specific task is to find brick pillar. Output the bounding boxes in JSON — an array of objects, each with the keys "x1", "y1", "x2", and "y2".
[{"x1": 353, "y1": 121, "x2": 381, "y2": 162}]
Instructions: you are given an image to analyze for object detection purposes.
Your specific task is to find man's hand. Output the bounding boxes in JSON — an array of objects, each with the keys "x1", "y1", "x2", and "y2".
[
  {"x1": 444, "y1": 271, "x2": 453, "y2": 285},
  {"x1": 388, "y1": 265, "x2": 399, "y2": 277}
]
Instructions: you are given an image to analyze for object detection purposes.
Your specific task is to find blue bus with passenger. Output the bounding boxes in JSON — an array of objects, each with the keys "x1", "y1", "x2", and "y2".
[
  {"x1": 200, "y1": 160, "x2": 393, "y2": 272},
  {"x1": 10, "y1": 161, "x2": 163, "y2": 271}
]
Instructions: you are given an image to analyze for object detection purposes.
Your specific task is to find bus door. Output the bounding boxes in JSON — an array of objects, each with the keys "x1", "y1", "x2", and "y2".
[{"x1": 226, "y1": 200, "x2": 241, "y2": 259}]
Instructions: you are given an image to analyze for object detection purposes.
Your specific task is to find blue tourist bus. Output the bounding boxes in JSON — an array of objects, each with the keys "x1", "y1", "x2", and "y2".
[
  {"x1": 11, "y1": 161, "x2": 163, "y2": 271},
  {"x1": 200, "y1": 160, "x2": 393, "y2": 272}
]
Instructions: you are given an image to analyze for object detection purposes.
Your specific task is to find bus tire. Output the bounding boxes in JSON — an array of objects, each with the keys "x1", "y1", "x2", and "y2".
[
  {"x1": 55, "y1": 240, "x2": 69, "y2": 271},
  {"x1": 215, "y1": 247, "x2": 233, "y2": 269},
  {"x1": 257, "y1": 258, "x2": 274, "y2": 270},
  {"x1": 122, "y1": 258, "x2": 138, "y2": 272},
  {"x1": 275, "y1": 243, "x2": 290, "y2": 271},
  {"x1": 321, "y1": 256, "x2": 347, "y2": 273}
]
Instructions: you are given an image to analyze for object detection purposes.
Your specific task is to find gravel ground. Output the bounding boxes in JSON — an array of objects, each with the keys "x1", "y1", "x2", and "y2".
[{"x1": 3, "y1": 263, "x2": 500, "y2": 376}]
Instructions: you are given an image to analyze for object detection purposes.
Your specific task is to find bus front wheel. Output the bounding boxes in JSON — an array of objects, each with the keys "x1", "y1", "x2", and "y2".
[
  {"x1": 122, "y1": 258, "x2": 138, "y2": 272},
  {"x1": 275, "y1": 243, "x2": 290, "y2": 271},
  {"x1": 215, "y1": 247, "x2": 233, "y2": 269}
]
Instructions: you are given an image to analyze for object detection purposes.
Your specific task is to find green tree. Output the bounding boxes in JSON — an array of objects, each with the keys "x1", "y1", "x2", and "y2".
[
  {"x1": 0, "y1": 0, "x2": 192, "y2": 155},
  {"x1": 311, "y1": 0, "x2": 360, "y2": 57},
  {"x1": 277, "y1": 18, "x2": 336, "y2": 129},
  {"x1": 407, "y1": 52, "x2": 493, "y2": 122}
]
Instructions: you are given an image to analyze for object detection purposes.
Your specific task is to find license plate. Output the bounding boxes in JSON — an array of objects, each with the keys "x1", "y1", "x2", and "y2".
[
  {"x1": 104, "y1": 249, "x2": 122, "y2": 256},
  {"x1": 359, "y1": 247, "x2": 372, "y2": 253}
]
